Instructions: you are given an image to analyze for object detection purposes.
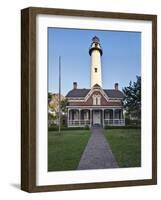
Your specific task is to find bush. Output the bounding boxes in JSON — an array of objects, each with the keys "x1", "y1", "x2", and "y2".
[
  {"x1": 125, "y1": 118, "x2": 131, "y2": 125},
  {"x1": 125, "y1": 118, "x2": 141, "y2": 126},
  {"x1": 48, "y1": 126, "x2": 90, "y2": 131},
  {"x1": 104, "y1": 125, "x2": 141, "y2": 129},
  {"x1": 48, "y1": 124, "x2": 58, "y2": 131}
]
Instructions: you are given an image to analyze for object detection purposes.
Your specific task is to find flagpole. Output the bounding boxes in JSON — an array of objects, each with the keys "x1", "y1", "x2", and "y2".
[{"x1": 58, "y1": 56, "x2": 61, "y2": 134}]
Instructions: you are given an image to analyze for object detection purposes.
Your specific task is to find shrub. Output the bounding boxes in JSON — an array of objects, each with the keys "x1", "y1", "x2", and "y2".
[
  {"x1": 48, "y1": 126, "x2": 90, "y2": 131},
  {"x1": 125, "y1": 118, "x2": 141, "y2": 126},
  {"x1": 104, "y1": 125, "x2": 141, "y2": 129}
]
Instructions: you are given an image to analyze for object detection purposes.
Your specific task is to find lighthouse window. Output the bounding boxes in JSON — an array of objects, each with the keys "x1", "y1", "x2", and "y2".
[{"x1": 94, "y1": 68, "x2": 97, "y2": 72}]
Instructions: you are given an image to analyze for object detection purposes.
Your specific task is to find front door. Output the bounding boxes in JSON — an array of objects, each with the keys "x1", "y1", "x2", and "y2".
[{"x1": 93, "y1": 110, "x2": 101, "y2": 125}]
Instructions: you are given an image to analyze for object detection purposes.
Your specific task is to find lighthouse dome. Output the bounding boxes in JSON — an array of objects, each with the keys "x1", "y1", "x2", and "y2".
[
  {"x1": 89, "y1": 36, "x2": 103, "y2": 56},
  {"x1": 92, "y1": 36, "x2": 100, "y2": 43}
]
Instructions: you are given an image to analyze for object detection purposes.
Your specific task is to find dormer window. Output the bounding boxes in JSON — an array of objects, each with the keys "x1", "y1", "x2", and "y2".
[
  {"x1": 92, "y1": 94, "x2": 101, "y2": 105},
  {"x1": 94, "y1": 68, "x2": 97, "y2": 73}
]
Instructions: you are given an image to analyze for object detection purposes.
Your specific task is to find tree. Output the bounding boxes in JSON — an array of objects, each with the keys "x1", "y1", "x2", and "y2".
[
  {"x1": 123, "y1": 76, "x2": 141, "y2": 120},
  {"x1": 61, "y1": 98, "x2": 69, "y2": 114},
  {"x1": 48, "y1": 93, "x2": 65, "y2": 113},
  {"x1": 48, "y1": 92, "x2": 52, "y2": 104}
]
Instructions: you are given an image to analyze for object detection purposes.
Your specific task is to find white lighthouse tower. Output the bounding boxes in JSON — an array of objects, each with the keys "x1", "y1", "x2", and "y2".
[{"x1": 89, "y1": 36, "x2": 103, "y2": 88}]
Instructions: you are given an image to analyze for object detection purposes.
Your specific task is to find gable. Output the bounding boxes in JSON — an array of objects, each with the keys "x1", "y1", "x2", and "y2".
[
  {"x1": 84, "y1": 86, "x2": 109, "y2": 102},
  {"x1": 85, "y1": 90, "x2": 109, "y2": 105}
]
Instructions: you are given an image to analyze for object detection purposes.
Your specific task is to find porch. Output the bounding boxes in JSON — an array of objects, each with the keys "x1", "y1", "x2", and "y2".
[{"x1": 67, "y1": 108, "x2": 125, "y2": 127}]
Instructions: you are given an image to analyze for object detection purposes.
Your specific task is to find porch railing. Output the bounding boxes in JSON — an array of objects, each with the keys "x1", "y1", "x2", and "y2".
[
  {"x1": 68, "y1": 119, "x2": 125, "y2": 127},
  {"x1": 68, "y1": 120, "x2": 90, "y2": 127},
  {"x1": 104, "y1": 119, "x2": 125, "y2": 126}
]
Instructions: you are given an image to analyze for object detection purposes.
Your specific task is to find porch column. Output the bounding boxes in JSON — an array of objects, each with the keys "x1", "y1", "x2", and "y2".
[
  {"x1": 90, "y1": 109, "x2": 92, "y2": 127},
  {"x1": 87, "y1": 110, "x2": 89, "y2": 120},
  {"x1": 79, "y1": 109, "x2": 81, "y2": 126},
  {"x1": 87, "y1": 110, "x2": 90, "y2": 126},
  {"x1": 70, "y1": 109, "x2": 72, "y2": 120},
  {"x1": 102, "y1": 109, "x2": 104, "y2": 127},
  {"x1": 113, "y1": 109, "x2": 115, "y2": 125},
  {"x1": 118, "y1": 109, "x2": 122, "y2": 125},
  {"x1": 123, "y1": 109, "x2": 125, "y2": 125},
  {"x1": 67, "y1": 109, "x2": 70, "y2": 127}
]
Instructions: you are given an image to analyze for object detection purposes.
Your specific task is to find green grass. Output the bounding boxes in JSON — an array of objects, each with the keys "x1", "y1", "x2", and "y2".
[
  {"x1": 48, "y1": 130, "x2": 90, "y2": 171},
  {"x1": 104, "y1": 129, "x2": 141, "y2": 168}
]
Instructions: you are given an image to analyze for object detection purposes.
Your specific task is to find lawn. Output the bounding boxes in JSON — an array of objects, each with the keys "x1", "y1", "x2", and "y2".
[
  {"x1": 48, "y1": 130, "x2": 90, "y2": 171},
  {"x1": 104, "y1": 128, "x2": 141, "y2": 168}
]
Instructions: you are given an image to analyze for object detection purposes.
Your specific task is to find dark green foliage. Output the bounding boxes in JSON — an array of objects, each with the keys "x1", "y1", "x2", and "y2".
[
  {"x1": 48, "y1": 92, "x2": 52, "y2": 104},
  {"x1": 61, "y1": 98, "x2": 69, "y2": 114},
  {"x1": 123, "y1": 76, "x2": 141, "y2": 120},
  {"x1": 104, "y1": 125, "x2": 141, "y2": 129},
  {"x1": 125, "y1": 118, "x2": 141, "y2": 126},
  {"x1": 48, "y1": 125, "x2": 90, "y2": 131}
]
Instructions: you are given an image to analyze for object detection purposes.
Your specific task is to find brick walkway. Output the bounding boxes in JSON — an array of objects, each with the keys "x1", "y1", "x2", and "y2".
[{"x1": 77, "y1": 127, "x2": 118, "y2": 170}]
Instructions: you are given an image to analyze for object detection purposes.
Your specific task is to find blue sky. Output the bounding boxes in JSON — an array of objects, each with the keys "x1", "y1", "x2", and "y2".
[{"x1": 48, "y1": 28, "x2": 141, "y2": 95}]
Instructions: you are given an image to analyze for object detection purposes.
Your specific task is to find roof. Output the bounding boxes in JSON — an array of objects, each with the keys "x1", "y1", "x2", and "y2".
[
  {"x1": 92, "y1": 36, "x2": 100, "y2": 43},
  {"x1": 66, "y1": 89, "x2": 90, "y2": 98},
  {"x1": 66, "y1": 88, "x2": 124, "y2": 99},
  {"x1": 104, "y1": 89, "x2": 124, "y2": 99}
]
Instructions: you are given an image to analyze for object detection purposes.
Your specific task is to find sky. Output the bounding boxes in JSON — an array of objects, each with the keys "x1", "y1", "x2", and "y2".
[{"x1": 48, "y1": 28, "x2": 141, "y2": 96}]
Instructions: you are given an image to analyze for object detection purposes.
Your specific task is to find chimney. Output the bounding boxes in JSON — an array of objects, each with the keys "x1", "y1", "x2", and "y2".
[
  {"x1": 73, "y1": 82, "x2": 77, "y2": 89},
  {"x1": 114, "y1": 83, "x2": 119, "y2": 90}
]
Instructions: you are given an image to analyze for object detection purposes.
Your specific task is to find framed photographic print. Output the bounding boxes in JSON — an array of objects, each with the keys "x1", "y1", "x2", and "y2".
[{"x1": 21, "y1": 7, "x2": 157, "y2": 192}]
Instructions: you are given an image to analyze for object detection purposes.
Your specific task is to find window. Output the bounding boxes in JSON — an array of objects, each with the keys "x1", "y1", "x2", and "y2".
[
  {"x1": 94, "y1": 68, "x2": 97, "y2": 72},
  {"x1": 96, "y1": 98, "x2": 98, "y2": 105},
  {"x1": 97, "y1": 96, "x2": 101, "y2": 105},
  {"x1": 93, "y1": 94, "x2": 101, "y2": 105}
]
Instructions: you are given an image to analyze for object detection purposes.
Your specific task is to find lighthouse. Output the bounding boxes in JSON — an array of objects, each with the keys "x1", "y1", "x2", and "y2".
[
  {"x1": 66, "y1": 35, "x2": 125, "y2": 128},
  {"x1": 89, "y1": 36, "x2": 103, "y2": 88}
]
